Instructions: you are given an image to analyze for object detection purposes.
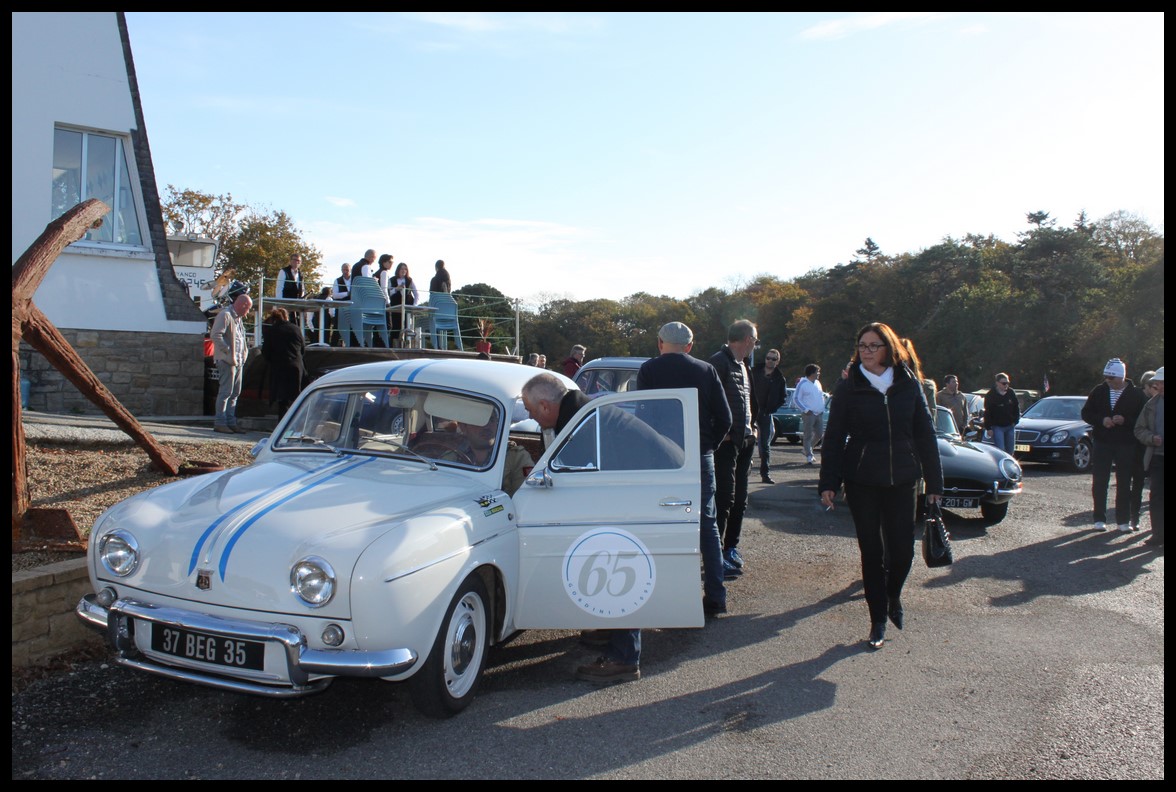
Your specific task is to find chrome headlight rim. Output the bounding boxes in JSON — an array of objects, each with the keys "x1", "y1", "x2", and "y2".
[
  {"x1": 98, "y1": 529, "x2": 140, "y2": 577},
  {"x1": 998, "y1": 457, "x2": 1022, "y2": 481},
  {"x1": 1049, "y1": 430, "x2": 1070, "y2": 444},
  {"x1": 290, "y1": 555, "x2": 337, "y2": 608}
]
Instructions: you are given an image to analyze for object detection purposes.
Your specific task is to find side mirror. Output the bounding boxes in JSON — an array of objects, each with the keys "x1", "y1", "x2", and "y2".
[
  {"x1": 525, "y1": 467, "x2": 553, "y2": 488},
  {"x1": 249, "y1": 437, "x2": 268, "y2": 458}
]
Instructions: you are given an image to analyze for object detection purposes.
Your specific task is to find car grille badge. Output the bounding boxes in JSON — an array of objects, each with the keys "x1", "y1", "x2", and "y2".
[{"x1": 196, "y1": 569, "x2": 213, "y2": 591}]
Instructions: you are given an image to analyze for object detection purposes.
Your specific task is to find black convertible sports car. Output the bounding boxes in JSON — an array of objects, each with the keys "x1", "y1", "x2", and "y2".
[
  {"x1": 932, "y1": 406, "x2": 1023, "y2": 524},
  {"x1": 1012, "y1": 396, "x2": 1093, "y2": 472}
]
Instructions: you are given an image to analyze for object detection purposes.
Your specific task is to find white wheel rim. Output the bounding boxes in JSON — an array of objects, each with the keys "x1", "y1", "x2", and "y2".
[{"x1": 444, "y1": 592, "x2": 486, "y2": 698}]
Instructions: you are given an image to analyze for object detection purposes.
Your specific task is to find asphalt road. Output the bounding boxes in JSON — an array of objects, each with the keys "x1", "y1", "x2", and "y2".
[{"x1": 11, "y1": 444, "x2": 1164, "y2": 780}]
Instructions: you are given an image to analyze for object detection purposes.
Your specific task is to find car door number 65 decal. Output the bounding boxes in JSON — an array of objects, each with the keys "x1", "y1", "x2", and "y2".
[{"x1": 563, "y1": 529, "x2": 655, "y2": 617}]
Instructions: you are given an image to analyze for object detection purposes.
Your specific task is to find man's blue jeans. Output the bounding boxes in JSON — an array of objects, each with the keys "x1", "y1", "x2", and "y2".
[
  {"x1": 992, "y1": 424, "x2": 1016, "y2": 455},
  {"x1": 215, "y1": 360, "x2": 243, "y2": 428},
  {"x1": 606, "y1": 629, "x2": 641, "y2": 666},
  {"x1": 700, "y1": 451, "x2": 726, "y2": 607},
  {"x1": 756, "y1": 414, "x2": 775, "y2": 477}
]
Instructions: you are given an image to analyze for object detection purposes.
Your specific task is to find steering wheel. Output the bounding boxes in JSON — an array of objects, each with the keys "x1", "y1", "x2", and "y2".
[{"x1": 410, "y1": 433, "x2": 475, "y2": 465}]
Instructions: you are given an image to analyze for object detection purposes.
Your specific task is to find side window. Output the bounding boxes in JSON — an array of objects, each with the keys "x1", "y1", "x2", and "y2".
[
  {"x1": 551, "y1": 398, "x2": 686, "y2": 473},
  {"x1": 552, "y1": 412, "x2": 599, "y2": 471},
  {"x1": 52, "y1": 126, "x2": 144, "y2": 247}
]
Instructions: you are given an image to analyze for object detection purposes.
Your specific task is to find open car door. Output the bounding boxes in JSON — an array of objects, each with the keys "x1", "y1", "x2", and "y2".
[{"x1": 512, "y1": 388, "x2": 703, "y2": 629}]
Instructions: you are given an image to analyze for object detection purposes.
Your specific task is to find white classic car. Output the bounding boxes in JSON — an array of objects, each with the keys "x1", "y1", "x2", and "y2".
[{"x1": 77, "y1": 359, "x2": 703, "y2": 716}]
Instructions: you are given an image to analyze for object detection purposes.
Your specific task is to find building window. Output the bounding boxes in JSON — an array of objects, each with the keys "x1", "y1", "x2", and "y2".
[{"x1": 51, "y1": 127, "x2": 144, "y2": 247}]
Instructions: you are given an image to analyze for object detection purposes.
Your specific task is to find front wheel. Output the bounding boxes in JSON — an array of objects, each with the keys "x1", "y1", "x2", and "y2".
[
  {"x1": 408, "y1": 573, "x2": 490, "y2": 718},
  {"x1": 1071, "y1": 439, "x2": 1092, "y2": 473},
  {"x1": 980, "y1": 501, "x2": 1009, "y2": 525}
]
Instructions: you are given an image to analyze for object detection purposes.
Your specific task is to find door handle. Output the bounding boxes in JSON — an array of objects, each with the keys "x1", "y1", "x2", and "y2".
[{"x1": 659, "y1": 499, "x2": 692, "y2": 507}]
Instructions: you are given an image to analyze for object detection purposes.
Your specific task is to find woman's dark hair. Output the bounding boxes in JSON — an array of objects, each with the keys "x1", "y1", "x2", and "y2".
[
  {"x1": 396, "y1": 262, "x2": 412, "y2": 280},
  {"x1": 267, "y1": 306, "x2": 289, "y2": 323}
]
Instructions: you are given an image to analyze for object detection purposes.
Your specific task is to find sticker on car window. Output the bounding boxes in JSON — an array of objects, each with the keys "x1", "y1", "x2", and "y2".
[{"x1": 562, "y1": 529, "x2": 655, "y2": 617}]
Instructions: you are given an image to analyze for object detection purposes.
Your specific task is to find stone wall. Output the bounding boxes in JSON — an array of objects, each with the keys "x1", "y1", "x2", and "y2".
[
  {"x1": 20, "y1": 328, "x2": 205, "y2": 416},
  {"x1": 12, "y1": 558, "x2": 101, "y2": 668}
]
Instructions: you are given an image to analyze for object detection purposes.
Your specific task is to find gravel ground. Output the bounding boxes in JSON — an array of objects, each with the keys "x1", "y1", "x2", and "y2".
[{"x1": 14, "y1": 441, "x2": 256, "y2": 571}]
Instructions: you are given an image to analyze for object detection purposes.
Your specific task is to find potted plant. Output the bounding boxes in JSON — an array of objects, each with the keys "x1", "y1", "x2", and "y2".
[{"x1": 474, "y1": 318, "x2": 493, "y2": 354}]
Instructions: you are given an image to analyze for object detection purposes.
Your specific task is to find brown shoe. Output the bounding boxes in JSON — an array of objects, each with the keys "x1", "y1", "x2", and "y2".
[
  {"x1": 579, "y1": 629, "x2": 611, "y2": 648},
  {"x1": 213, "y1": 425, "x2": 235, "y2": 434},
  {"x1": 576, "y1": 656, "x2": 639, "y2": 684},
  {"x1": 232, "y1": 426, "x2": 248, "y2": 434}
]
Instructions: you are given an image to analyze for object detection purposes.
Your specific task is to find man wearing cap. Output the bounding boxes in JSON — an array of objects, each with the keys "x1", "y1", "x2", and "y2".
[
  {"x1": 1133, "y1": 367, "x2": 1164, "y2": 546},
  {"x1": 638, "y1": 321, "x2": 733, "y2": 615},
  {"x1": 1081, "y1": 358, "x2": 1148, "y2": 532}
]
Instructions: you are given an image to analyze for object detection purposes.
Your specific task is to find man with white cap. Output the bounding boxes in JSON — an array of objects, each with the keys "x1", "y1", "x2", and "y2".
[
  {"x1": 1133, "y1": 366, "x2": 1164, "y2": 546},
  {"x1": 637, "y1": 321, "x2": 733, "y2": 615},
  {"x1": 1081, "y1": 358, "x2": 1148, "y2": 532}
]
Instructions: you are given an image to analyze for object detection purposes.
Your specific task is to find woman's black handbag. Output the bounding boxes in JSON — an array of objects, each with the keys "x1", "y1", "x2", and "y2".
[{"x1": 922, "y1": 500, "x2": 954, "y2": 567}]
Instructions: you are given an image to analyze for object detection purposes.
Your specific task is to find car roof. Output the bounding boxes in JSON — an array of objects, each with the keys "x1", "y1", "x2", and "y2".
[{"x1": 311, "y1": 358, "x2": 578, "y2": 406}]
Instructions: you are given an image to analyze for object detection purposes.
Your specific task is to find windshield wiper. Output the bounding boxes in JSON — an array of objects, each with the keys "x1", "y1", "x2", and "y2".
[
  {"x1": 295, "y1": 436, "x2": 344, "y2": 456},
  {"x1": 364, "y1": 434, "x2": 438, "y2": 470}
]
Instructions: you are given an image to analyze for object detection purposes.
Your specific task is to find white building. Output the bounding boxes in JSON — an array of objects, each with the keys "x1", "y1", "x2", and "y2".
[{"x1": 13, "y1": 11, "x2": 207, "y2": 415}]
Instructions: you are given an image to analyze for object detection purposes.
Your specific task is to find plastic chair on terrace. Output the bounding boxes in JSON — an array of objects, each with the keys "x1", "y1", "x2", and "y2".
[
  {"x1": 348, "y1": 276, "x2": 390, "y2": 348},
  {"x1": 426, "y1": 291, "x2": 463, "y2": 350}
]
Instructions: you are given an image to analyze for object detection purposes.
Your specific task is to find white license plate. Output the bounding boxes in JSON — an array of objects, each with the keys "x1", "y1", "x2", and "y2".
[
  {"x1": 942, "y1": 497, "x2": 978, "y2": 509},
  {"x1": 1014, "y1": 444, "x2": 1031, "y2": 453}
]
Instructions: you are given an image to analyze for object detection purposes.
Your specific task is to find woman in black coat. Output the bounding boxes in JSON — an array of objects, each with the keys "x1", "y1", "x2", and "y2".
[
  {"x1": 261, "y1": 307, "x2": 306, "y2": 417},
  {"x1": 818, "y1": 322, "x2": 944, "y2": 650}
]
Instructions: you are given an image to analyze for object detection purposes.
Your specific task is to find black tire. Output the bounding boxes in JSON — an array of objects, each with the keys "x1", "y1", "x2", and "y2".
[
  {"x1": 408, "y1": 573, "x2": 490, "y2": 718},
  {"x1": 980, "y1": 501, "x2": 1009, "y2": 525},
  {"x1": 787, "y1": 437, "x2": 801, "y2": 445},
  {"x1": 1071, "y1": 439, "x2": 1092, "y2": 473}
]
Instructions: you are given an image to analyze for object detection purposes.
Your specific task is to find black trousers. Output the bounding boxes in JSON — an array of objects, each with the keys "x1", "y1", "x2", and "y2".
[
  {"x1": 1091, "y1": 441, "x2": 1138, "y2": 525},
  {"x1": 845, "y1": 479, "x2": 917, "y2": 625},
  {"x1": 715, "y1": 435, "x2": 755, "y2": 550}
]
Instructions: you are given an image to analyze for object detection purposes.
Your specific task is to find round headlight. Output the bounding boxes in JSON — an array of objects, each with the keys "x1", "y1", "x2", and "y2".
[
  {"x1": 1049, "y1": 430, "x2": 1070, "y2": 444},
  {"x1": 98, "y1": 530, "x2": 140, "y2": 577},
  {"x1": 998, "y1": 457, "x2": 1022, "y2": 481},
  {"x1": 291, "y1": 556, "x2": 336, "y2": 607}
]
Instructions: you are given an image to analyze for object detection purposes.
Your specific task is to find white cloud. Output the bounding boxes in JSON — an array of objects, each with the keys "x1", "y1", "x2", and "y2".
[
  {"x1": 403, "y1": 12, "x2": 603, "y2": 36},
  {"x1": 800, "y1": 12, "x2": 949, "y2": 41},
  {"x1": 324, "y1": 196, "x2": 356, "y2": 208},
  {"x1": 303, "y1": 215, "x2": 594, "y2": 305}
]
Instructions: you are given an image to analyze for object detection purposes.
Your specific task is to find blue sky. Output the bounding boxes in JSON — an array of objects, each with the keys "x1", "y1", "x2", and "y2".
[{"x1": 125, "y1": 12, "x2": 1164, "y2": 306}]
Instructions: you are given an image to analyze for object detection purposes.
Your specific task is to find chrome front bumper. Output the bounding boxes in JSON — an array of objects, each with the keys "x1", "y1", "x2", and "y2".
[{"x1": 77, "y1": 594, "x2": 417, "y2": 698}]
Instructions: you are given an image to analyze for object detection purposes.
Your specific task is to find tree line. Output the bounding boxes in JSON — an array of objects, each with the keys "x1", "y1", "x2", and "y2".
[
  {"x1": 522, "y1": 211, "x2": 1164, "y2": 396},
  {"x1": 163, "y1": 186, "x2": 1163, "y2": 396}
]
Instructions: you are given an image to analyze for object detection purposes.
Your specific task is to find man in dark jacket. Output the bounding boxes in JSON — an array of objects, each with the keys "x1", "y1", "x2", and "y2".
[
  {"x1": 1081, "y1": 357, "x2": 1148, "y2": 532},
  {"x1": 751, "y1": 349, "x2": 788, "y2": 483},
  {"x1": 709, "y1": 319, "x2": 759, "y2": 576},
  {"x1": 638, "y1": 321, "x2": 733, "y2": 615}
]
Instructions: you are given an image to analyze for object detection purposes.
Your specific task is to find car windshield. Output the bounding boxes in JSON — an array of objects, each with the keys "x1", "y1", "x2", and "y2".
[
  {"x1": 1023, "y1": 398, "x2": 1083, "y2": 421},
  {"x1": 934, "y1": 406, "x2": 959, "y2": 435},
  {"x1": 273, "y1": 384, "x2": 503, "y2": 470}
]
